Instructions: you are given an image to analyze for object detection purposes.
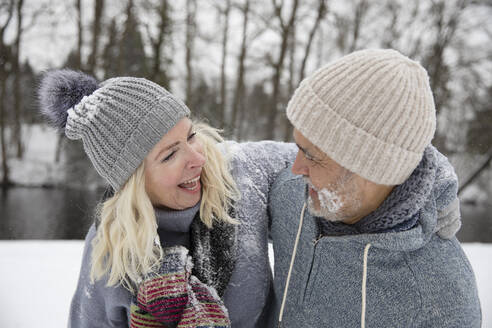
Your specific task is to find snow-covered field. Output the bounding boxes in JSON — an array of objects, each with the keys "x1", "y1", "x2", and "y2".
[{"x1": 0, "y1": 241, "x2": 490, "y2": 327}]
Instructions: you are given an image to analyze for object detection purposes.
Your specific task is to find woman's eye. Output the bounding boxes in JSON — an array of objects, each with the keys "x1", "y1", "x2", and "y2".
[
  {"x1": 162, "y1": 150, "x2": 176, "y2": 162},
  {"x1": 188, "y1": 132, "x2": 197, "y2": 141}
]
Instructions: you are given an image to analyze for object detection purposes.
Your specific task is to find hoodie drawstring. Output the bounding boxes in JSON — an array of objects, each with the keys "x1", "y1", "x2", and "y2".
[
  {"x1": 361, "y1": 243, "x2": 371, "y2": 328},
  {"x1": 277, "y1": 206, "x2": 372, "y2": 328},
  {"x1": 277, "y1": 202, "x2": 307, "y2": 328}
]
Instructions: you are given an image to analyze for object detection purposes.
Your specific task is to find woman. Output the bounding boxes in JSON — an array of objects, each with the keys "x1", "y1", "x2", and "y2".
[{"x1": 38, "y1": 70, "x2": 296, "y2": 327}]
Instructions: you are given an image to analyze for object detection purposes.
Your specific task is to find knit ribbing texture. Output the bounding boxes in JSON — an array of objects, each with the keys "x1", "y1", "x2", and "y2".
[
  {"x1": 65, "y1": 77, "x2": 190, "y2": 190},
  {"x1": 287, "y1": 49, "x2": 436, "y2": 185}
]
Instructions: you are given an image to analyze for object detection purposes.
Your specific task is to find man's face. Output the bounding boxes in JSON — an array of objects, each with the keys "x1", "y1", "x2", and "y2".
[{"x1": 292, "y1": 129, "x2": 376, "y2": 224}]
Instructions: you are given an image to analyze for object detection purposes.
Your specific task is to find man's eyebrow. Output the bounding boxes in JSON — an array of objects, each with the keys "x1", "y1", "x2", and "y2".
[
  {"x1": 153, "y1": 125, "x2": 194, "y2": 161},
  {"x1": 296, "y1": 143, "x2": 313, "y2": 156},
  {"x1": 296, "y1": 143, "x2": 323, "y2": 161},
  {"x1": 295, "y1": 143, "x2": 307, "y2": 154}
]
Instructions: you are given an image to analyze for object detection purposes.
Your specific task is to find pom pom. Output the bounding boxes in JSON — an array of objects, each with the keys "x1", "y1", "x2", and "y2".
[{"x1": 38, "y1": 69, "x2": 99, "y2": 131}]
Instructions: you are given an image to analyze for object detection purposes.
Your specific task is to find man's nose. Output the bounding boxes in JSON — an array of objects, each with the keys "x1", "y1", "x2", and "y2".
[{"x1": 292, "y1": 151, "x2": 308, "y2": 176}]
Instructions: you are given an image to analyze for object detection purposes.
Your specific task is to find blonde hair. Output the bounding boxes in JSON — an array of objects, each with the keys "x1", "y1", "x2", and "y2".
[{"x1": 90, "y1": 122, "x2": 240, "y2": 292}]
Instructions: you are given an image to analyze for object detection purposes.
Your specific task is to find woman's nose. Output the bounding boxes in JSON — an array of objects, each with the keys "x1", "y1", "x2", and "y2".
[{"x1": 187, "y1": 145, "x2": 206, "y2": 169}]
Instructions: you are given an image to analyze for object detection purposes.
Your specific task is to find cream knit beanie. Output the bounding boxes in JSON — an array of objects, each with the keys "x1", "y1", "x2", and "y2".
[{"x1": 287, "y1": 49, "x2": 436, "y2": 185}]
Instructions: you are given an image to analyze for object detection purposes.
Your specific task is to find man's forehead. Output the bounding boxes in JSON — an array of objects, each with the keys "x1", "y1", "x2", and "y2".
[
  {"x1": 293, "y1": 129, "x2": 324, "y2": 155},
  {"x1": 293, "y1": 128, "x2": 352, "y2": 172}
]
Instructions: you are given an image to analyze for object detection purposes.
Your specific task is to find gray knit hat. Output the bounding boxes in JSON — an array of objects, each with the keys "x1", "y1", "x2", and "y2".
[
  {"x1": 287, "y1": 49, "x2": 436, "y2": 185},
  {"x1": 39, "y1": 70, "x2": 190, "y2": 191}
]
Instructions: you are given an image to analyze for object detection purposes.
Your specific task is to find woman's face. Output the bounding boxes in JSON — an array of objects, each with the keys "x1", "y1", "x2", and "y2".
[{"x1": 144, "y1": 118, "x2": 206, "y2": 210}]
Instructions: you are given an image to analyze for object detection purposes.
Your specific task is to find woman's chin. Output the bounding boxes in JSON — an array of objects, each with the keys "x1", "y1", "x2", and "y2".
[{"x1": 177, "y1": 187, "x2": 202, "y2": 209}]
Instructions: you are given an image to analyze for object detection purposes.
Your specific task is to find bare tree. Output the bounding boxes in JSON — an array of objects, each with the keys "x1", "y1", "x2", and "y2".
[
  {"x1": 185, "y1": 0, "x2": 197, "y2": 106},
  {"x1": 458, "y1": 148, "x2": 492, "y2": 195},
  {"x1": 298, "y1": 0, "x2": 327, "y2": 83},
  {"x1": 75, "y1": 0, "x2": 83, "y2": 69},
  {"x1": 282, "y1": 10, "x2": 297, "y2": 141},
  {"x1": 87, "y1": 0, "x2": 105, "y2": 73},
  {"x1": 381, "y1": 1, "x2": 401, "y2": 49},
  {"x1": 265, "y1": 0, "x2": 299, "y2": 140},
  {"x1": 415, "y1": 0, "x2": 468, "y2": 153},
  {"x1": 11, "y1": 0, "x2": 24, "y2": 159},
  {"x1": 55, "y1": 0, "x2": 83, "y2": 163},
  {"x1": 287, "y1": 22, "x2": 296, "y2": 99},
  {"x1": 315, "y1": 22, "x2": 324, "y2": 68},
  {"x1": 378, "y1": 0, "x2": 423, "y2": 55},
  {"x1": 280, "y1": 0, "x2": 327, "y2": 141},
  {"x1": 230, "y1": 0, "x2": 271, "y2": 139},
  {"x1": 244, "y1": 81, "x2": 270, "y2": 139},
  {"x1": 218, "y1": 0, "x2": 231, "y2": 128},
  {"x1": 0, "y1": 75, "x2": 9, "y2": 185},
  {"x1": 230, "y1": 0, "x2": 250, "y2": 138},
  {"x1": 119, "y1": 0, "x2": 148, "y2": 77},
  {"x1": 101, "y1": 18, "x2": 119, "y2": 78},
  {"x1": 143, "y1": 0, "x2": 172, "y2": 88},
  {"x1": 331, "y1": 0, "x2": 370, "y2": 54},
  {"x1": 277, "y1": 0, "x2": 328, "y2": 141},
  {"x1": 422, "y1": 0, "x2": 468, "y2": 115},
  {"x1": 0, "y1": 0, "x2": 15, "y2": 185},
  {"x1": 348, "y1": 0, "x2": 369, "y2": 52}
]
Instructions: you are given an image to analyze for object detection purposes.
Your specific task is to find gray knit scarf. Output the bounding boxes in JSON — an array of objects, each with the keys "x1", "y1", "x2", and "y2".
[{"x1": 317, "y1": 146, "x2": 436, "y2": 236}]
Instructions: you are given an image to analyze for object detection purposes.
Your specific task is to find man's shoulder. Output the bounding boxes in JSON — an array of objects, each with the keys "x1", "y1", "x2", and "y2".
[
  {"x1": 270, "y1": 168, "x2": 305, "y2": 205},
  {"x1": 405, "y1": 236, "x2": 482, "y2": 325},
  {"x1": 269, "y1": 168, "x2": 306, "y2": 225},
  {"x1": 409, "y1": 236, "x2": 476, "y2": 281},
  {"x1": 272, "y1": 167, "x2": 303, "y2": 191}
]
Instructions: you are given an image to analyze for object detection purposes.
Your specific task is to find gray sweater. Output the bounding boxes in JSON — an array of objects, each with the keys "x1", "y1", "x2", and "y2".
[
  {"x1": 268, "y1": 146, "x2": 481, "y2": 327},
  {"x1": 69, "y1": 141, "x2": 297, "y2": 328}
]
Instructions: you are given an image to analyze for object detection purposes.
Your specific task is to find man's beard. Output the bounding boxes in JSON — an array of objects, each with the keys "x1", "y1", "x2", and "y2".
[{"x1": 304, "y1": 177, "x2": 361, "y2": 222}]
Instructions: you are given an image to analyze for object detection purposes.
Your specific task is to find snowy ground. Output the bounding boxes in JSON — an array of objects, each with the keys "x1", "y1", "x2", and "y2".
[{"x1": 0, "y1": 241, "x2": 490, "y2": 327}]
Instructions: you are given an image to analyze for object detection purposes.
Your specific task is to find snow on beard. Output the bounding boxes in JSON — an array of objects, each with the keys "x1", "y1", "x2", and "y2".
[{"x1": 303, "y1": 173, "x2": 362, "y2": 222}]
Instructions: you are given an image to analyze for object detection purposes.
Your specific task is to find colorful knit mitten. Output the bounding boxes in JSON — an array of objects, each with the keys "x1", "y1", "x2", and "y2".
[{"x1": 130, "y1": 246, "x2": 230, "y2": 328}]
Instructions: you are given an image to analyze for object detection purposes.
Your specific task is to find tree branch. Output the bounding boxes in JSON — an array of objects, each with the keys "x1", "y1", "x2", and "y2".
[
  {"x1": 458, "y1": 147, "x2": 492, "y2": 195},
  {"x1": 0, "y1": 0, "x2": 15, "y2": 35}
]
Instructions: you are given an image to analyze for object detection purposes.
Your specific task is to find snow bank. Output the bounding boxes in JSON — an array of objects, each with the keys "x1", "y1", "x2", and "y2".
[
  {"x1": 4, "y1": 124, "x2": 64, "y2": 186},
  {"x1": 0, "y1": 241, "x2": 83, "y2": 327},
  {"x1": 0, "y1": 241, "x2": 490, "y2": 327}
]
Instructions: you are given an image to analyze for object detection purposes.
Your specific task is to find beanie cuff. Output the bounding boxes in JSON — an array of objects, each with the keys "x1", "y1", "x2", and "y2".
[{"x1": 287, "y1": 82, "x2": 423, "y2": 185}]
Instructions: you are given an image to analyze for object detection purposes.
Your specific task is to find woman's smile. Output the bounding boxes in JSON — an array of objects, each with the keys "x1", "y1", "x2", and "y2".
[{"x1": 178, "y1": 174, "x2": 201, "y2": 192}]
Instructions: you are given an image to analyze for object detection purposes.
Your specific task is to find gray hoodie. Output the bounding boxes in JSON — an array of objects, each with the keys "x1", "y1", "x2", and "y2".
[{"x1": 269, "y1": 146, "x2": 481, "y2": 327}]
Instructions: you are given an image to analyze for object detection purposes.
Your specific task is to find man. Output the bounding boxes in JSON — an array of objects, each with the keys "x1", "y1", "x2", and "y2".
[{"x1": 268, "y1": 49, "x2": 481, "y2": 327}]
